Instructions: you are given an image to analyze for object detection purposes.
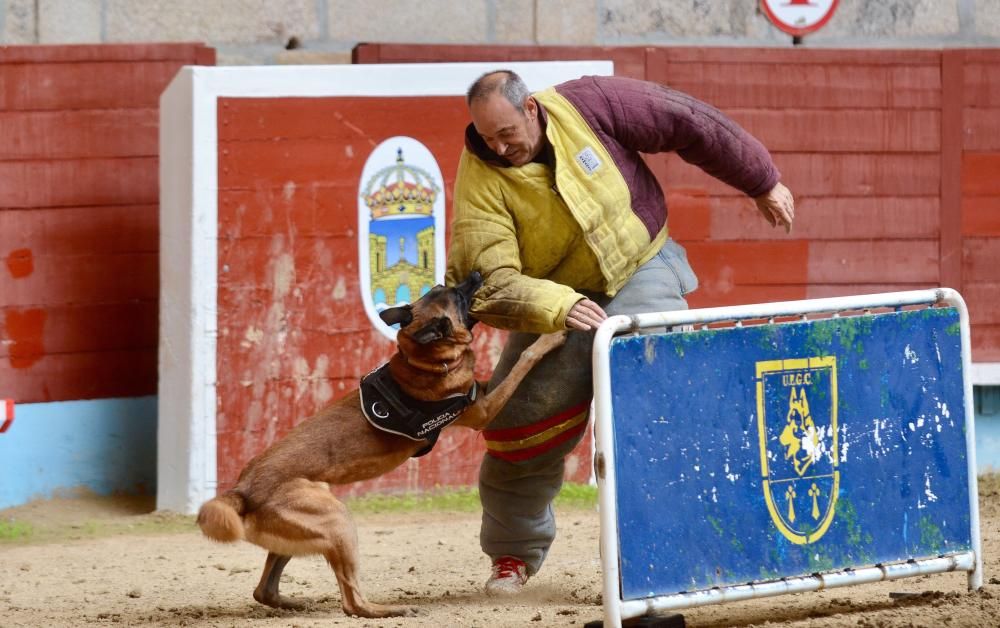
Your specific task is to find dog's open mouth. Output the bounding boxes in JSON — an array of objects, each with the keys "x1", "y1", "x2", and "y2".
[{"x1": 453, "y1": 271, "x2": 483, "y2": 329}]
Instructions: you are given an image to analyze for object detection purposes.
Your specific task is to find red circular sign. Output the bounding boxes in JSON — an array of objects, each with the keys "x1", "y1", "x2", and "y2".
[{"x1": 761, "y1": 0, "x2": 839, "y2": 37}]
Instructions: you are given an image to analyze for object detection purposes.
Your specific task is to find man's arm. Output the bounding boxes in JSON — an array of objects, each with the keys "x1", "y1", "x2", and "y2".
[
  {"x1": 578, "y1": 75, "x2": 782, "y2": 200},
  {"x1": 595, "y1": 76, "x2": 794, "y2": 231},
  {"x1": 446, "y1": 152, "x2": 584, "y2": 333},
  {"x1": 754, "y1": 182, "x2": 795, "y2": 233}
]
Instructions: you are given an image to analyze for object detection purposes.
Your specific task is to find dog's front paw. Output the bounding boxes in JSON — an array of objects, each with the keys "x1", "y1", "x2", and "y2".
[{"x1": 530, "y1": 330, "x2": 569, "y2": 356}]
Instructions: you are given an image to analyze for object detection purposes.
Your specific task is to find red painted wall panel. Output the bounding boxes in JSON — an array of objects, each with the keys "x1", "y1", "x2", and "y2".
[
  {"x1": 0, "y1": 110, "x2": 157, "y2": 160},
  {"x1": 0, "y1": 205, "x2": 158, "y2": 254},
  {"x1": 647, "y1": 47, "x2": 941, "y2": 65},
  {"x1": 0, "y1": 61, "x2": 197, "y2": 111},
  {"x1": 0, "y1": 302, "x2": 157, "y2": 359},
  {"x1": 964, "y1": 238, "x2": 1000, "y2": 283},
  {"x1": 964, "y1": 108, "x2": 1000, "y2": 151},
  {"x1": 219, "y1": 188, "x2": 356, "y2": 239},
  {"x1": 963, "y1": 153, "x2": 1000, "y2": 196},
  {"x1": 708, "y1": 197, "x2": 940, "y2": 241},
  {"x1": 0, "y1": 158, "x2": 158, "y2": 208},
  {"x1": 0, "y1": 253, "x2": 158, "y2": 306},
  {"x1": 0, "y1": 349, "x2": 157, "y2": 402},
  {"x1": 664, "y1": 189, "x2": 712, "y2": 241},
  {"x1": 0, "y1": 44, "x2": 214, "y2": 403},
  {"x1": 658, "y1": 153, "x2": 942, "y2": 198},
  {"x1": 0, "y1": 42, "x2": 214, "y2": 64},
  {"x1": 805, "y1": 283, "x2": 939, "y2": 299},
  {"x1": 972, "y1": 327, "x2": 1000, "y2": 362},
  {"x1": 807, "y1": 240, "x2": 940, "y2": 284},
  {"x1": 964, "y1": 61, "x2": 1000, "y2": 107},
  {"x1": 963, "y1": 197, "x2": 1000, "y2": 236},
  {"x1": 683, "y1": 241, "x2": 809, "y2": 308},
  {"x1": 725, "y1": 109, "x2": 940, "y2": 153},
  {"x1": 214, "y1": 95, "x2": 514, "y2": 493},
  {"x1": 3, "y1": 42, "x2": 990, "y2": 497},
  {"x1": 963, "y1": 283, "x2": 1000, "y2": 326},
  {"x1": 960, "y1": 51, "x2": 1000, "y2": 356},
  {"x1": 647, "y1": 57, "x2": 941, "y2": 110}
]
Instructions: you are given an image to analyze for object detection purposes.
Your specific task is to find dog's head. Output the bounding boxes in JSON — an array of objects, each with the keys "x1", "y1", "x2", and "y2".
[{"x1": 379, "y1": 271, "x2": 483, "y2": 345}]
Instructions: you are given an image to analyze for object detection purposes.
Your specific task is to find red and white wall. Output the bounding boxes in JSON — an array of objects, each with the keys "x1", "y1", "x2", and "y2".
[
  {"x1": 5, "y1": 43, "x2": 998, "y2": 513},
  {"x1": 356, "y1": 44, "x2": 1000, "y2": 376},
  {"x1": 355, "y1": 43, "x2": 1000, "y2": 473},
  {"x1": 0, "y1": 44, "x2": 212, "y2": 510},
  {"x1": 157, "y1": 61, "x2": 613, "y2": 514}
]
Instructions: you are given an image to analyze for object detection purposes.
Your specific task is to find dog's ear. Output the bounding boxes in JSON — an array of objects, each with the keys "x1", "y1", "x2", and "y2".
[
  {"x1": 411, "y1": 316, "x2": 453, "y2": 344},
  {"x1": 379, "y1": 304, "x2": 413, "y2": 327}
]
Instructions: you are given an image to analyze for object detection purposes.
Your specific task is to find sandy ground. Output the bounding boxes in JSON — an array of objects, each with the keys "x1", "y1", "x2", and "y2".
[{"x1": 0, "y1": 481, "x2": 997, "y2": 628}]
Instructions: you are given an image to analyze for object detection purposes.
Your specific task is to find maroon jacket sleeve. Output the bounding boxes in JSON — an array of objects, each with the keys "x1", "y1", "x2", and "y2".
[{"x1": 564, "y1": 75, "x2": 780, "y2": 198}]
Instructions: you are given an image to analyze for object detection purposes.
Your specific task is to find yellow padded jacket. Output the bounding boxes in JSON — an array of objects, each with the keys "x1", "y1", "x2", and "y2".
[{"x1": 446, "y1": 76, "x2": 779, "y2": 333}]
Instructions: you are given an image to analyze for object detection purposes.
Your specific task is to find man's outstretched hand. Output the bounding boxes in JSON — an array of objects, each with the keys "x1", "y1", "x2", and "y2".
[
  {"x1": 754, "y1": 181, "x2": 795, "y2": 233},
  {"x1": 566, "y1": 298, "x2": 608, "y2": 331}
]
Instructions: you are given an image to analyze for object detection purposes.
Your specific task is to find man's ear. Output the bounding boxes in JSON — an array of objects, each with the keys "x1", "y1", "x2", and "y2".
[
  {"x1": 523, "y1": 96, "x2": 538, "y2": 122},
  {"x1": 411, "y1": 316, "x2": 453, "y2": 345},
  {"x1": 379, "y1": 304, "x2": 413, "y2": 327}
]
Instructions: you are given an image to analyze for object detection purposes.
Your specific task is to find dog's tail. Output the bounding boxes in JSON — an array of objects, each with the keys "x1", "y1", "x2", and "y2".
[{"x1": 197, "y1": 490, "x2": 246, "y2": 543}]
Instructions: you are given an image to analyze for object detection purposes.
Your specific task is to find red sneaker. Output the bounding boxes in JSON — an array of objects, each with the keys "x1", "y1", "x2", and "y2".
[{"x1": 485, "y1": 555, "x2": 529, "y2": 595}]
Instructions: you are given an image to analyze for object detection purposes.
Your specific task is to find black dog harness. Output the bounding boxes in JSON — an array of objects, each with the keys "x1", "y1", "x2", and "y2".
[{"x1": 360, "y1": 364, "x2": 478, "y2": 457}]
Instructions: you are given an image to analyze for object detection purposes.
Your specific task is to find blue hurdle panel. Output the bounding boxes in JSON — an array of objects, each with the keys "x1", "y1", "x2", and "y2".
[{"x1": 608, "y1": 307, "x2": 972, "y2": 601}]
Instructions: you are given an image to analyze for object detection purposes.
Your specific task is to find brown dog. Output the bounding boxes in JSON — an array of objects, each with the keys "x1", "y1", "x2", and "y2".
[{"x1": 197, "y1": 272, "x2": 566, "y2": 618}]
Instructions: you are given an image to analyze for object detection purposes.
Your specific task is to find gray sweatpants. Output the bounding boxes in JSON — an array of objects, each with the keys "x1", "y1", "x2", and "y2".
[{"x1": 479, "y1": 238, "x2": 698, "y2": 574}]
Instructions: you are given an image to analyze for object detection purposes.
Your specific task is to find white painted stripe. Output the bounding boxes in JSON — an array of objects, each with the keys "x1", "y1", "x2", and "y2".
[
  {"x1": 177, "y1": 61, "x2": 614, "y2": 98},
  {"x1": 971, "y1": 362, "x2": 1000, "y2": 385}
]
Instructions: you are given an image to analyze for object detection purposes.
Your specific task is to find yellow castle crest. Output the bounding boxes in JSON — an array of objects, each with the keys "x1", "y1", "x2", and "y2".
[
  {"x1": 362, "y1": 148, "x2": 440, "y2": 220},
  {"x1": 368, "y1": 229, "x2": 435, "y2": 308}
]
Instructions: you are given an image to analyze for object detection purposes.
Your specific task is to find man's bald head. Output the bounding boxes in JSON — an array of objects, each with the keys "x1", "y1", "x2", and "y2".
[
  {"x1": 466, "y1": 70, "x2": 531, "y2": 112},
  {"x1": 466, "y1": 70, "x2": 543, "y2": 166}
]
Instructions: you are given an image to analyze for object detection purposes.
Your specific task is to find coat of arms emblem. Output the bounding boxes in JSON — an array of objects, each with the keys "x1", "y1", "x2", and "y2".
[
  {"x1": 357, "y1": 137, "x2": 446, "y2": 340},
  {"x1": 756, "y1": 357, "x2": 839, "y2": 544}
]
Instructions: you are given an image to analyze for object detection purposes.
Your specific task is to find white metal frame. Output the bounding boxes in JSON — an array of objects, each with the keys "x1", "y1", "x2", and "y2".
[{"x1": 592, "y1": 288, "x2": 982, "y2": 627}]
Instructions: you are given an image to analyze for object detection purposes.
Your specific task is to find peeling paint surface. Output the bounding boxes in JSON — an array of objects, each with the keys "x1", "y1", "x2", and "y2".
[
  {"x1": 608, "y1": 307, "x2": 971, "y2": 600},
  {"x1": 4, "y1": 307, "x2": 46, "y2": 369},
  {"x1": 213, "y1": 96, "x2": 591, "y2": 494},
  {"x1": 4, "y1": 248, "x2": 34, "y2": 278}
]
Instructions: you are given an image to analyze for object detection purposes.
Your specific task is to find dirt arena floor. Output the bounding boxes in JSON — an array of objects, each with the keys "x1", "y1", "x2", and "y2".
[{"x1": 1, "y1": 477, "x2": 997, "y2": 628}]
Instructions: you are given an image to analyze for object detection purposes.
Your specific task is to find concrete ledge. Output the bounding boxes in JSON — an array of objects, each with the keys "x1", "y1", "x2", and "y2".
[
  {"x1": 0, "y1": 396, "x2": 156, "y2": 510},
  {"x1": 972, "y1": 363, "x2": 1000, "y2": 386}
]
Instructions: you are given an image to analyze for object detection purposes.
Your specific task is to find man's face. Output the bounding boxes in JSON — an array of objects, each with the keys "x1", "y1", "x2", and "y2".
[{"x1": 469, "y1": 93, "x2": 543, "y2": 167}]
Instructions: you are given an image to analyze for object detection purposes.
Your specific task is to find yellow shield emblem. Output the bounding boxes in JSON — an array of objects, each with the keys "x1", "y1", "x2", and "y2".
[{"x1": 756, "y1": 357, "x2": 839, "y2": 544}]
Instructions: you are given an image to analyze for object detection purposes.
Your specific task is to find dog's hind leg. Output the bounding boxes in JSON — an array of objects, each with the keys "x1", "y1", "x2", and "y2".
[
  {"x1": 249, "y1": 478, "x2": 417, "y2": 618},
  {"x1": 253, "y1": 552, "x2": 306, "y2": 609},
  {"x1": 322, "y1": 502, "x2": 419, "y2": 618}
]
